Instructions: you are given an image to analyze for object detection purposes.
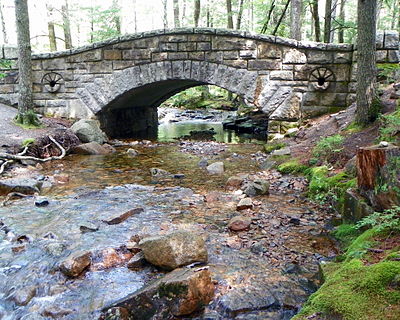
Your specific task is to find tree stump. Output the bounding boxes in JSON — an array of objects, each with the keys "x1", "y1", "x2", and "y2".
[{"x1": 356, "y1": 144, "x2": 400, "y2": 210}]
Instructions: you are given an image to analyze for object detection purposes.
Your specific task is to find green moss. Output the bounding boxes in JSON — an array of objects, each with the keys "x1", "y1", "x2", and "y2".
[
  {"x1": 157, "y1": 282, "x2": 188, "y2": 298},
  {"x1": 312, "y1": 135, "x2": 345, "y2": 166},
  {"x1": 21, "y1": 138, "x2": 35, "y2": 147},
  {"x1": 332, "y1": 224, "x2": 360, "y2": 249},
  {"x1": 385, "y1": 251, "x2": 400, "y2": 262},
  {"x1": 293, "y1": 258, "x2": 400, "y2": 320},
  {"x1": 344, "y1": 121, "x2": 364, "y2": 134},
  {"x1": 14, "y1": 110, "x2": 42, "y2": 129},
  {"x1": 264, "y1": 142, "x2": 286, "y2": 153},
  {"x1": 343, "y1": 228, "x2": 378, "y2": 260},
  {"x1": 306, "y1": 167, "x2": 356, "y2": 210},
  {"x1": 277, "y1": 160, "x2": 308, "y2": 174}
]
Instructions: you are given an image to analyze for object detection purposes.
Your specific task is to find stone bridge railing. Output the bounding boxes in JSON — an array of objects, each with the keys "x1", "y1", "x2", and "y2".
[{"x1": 0, "y1": 28, "x2": 398, "y2": 137}]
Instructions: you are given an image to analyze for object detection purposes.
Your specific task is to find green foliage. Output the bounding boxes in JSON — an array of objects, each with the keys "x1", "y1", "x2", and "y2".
[
  {"x1": 368, "y1": 97, "x2": 383, "y2": 123},
  {"x1": 22, "y1": 138, "x2": 35, "y2": 147},
  {"x1": 355, "y1": 207, "x2": 400, "y2": 232},
  {"x1": 378, "y1": 108, "x2": 400, "y2": 143},
  {"x1": 312, "y1": 135, "x2": 345, "y2": 165},
  {"x1": 264, "y1": 141, "x2": 286, "y2": 153},
  {"x1": 306, "y1": 167, "x2": 356, "y2": 209},
  {"x1": 377, "y1": 63, "x2": 400, "y2": 84},
  {"x1": 161, "y1": 85, "x2": 242, "y2": 110},
  {"x1": 0, "y1": 59, "x2": 12, "y2": 79},
  {"x1": 343, "y1": 228, "x2": 378, "y2": 260},
  {"x1": 277, "y1": 160, "x2": 308, "y2": 174},
  {"x1": 293, "y1": 258, "x2": 400, "y2": 320},
  {"x1": 81, "y1": 5, "x2": 121, "y2": 43},
  {"x1": 344, "y1": 121, "x2": 364, "y2": 134}
]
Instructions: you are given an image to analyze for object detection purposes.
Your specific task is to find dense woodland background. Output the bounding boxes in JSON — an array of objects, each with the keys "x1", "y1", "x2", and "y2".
[{"x1": 0, "y1": 0, "x2": 399, "y2": 52}]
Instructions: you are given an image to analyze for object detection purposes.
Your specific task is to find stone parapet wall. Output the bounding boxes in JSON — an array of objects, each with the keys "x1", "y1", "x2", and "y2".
[{"x1": 0, "y1": 28, "x2": 398, "y2": 136}]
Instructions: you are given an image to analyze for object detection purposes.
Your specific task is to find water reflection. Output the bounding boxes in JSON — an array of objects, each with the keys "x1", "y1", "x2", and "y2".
[{"x1": 158, "y1": 121, "x2": 266, "y2": 144}]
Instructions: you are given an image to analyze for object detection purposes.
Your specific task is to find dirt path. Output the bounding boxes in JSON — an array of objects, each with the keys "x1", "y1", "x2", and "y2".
[{"x1": 0, "y1": 103, "x2": 68, "y2": 149}]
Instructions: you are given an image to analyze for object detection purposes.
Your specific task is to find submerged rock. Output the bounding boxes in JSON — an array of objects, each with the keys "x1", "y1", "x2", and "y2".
[
  {"x1": 206, "y1": 162, "x2": 224, "y2": 175},
  {"x1": 0, "y1": 178, "x2": 42, "y2": 196},
  {"x1": 10, "y1": 285, "x2": 37, "y2": 306},
  {"x1": 150, "y1": 168, "x2": 171, "y2": 177},
  {"x1": 228, "y1": 216, "x2": 252, "y2": 231},
  {"x1": 71, "y1": 142, "x2": 111, "y2": 155},
  {"x1": 126, "y1": 148, "x2": 139, "y2": 156},
  {"x1": 71, "y1": 119, "x2": 107, "y2": 144},
  {"x1": 101, "y1": 267, "x2": 214, "y2": 318},
  {"x1": 59, "y1": 251, "x2": 92, "y2": 277},
  {"x1": 139, "y1": 231, "x2": 208, "y2": 270}
]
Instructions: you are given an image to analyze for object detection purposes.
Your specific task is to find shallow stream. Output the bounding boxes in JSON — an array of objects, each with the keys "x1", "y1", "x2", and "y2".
[{"x1": 0, "y1": 115, "x2": 338, "y2": 320}]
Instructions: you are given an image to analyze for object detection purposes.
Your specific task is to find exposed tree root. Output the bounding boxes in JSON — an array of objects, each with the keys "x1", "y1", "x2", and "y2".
[{"x1": 0, "y1": 136, "x2": 65, "y2": 175}]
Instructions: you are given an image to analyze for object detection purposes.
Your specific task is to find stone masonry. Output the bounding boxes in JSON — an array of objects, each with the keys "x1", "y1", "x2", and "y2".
[{"x1": 0, "y1": 28, "x2": 398, "y2": 137}]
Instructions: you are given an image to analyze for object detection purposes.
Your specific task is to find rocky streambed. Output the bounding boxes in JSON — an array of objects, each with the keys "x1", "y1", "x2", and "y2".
[{"x1": 0, "y1": 140, "x2": 339, "y2": 319}]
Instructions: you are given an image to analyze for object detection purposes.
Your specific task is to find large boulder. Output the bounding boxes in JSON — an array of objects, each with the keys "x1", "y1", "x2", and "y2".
[
  {"x1": 243, "y1": 179, "x2": 270, "y2": 196},
  {"x1": 139, "y1": 231, "x2": 208, "y2": 270},
  {"x1": 101, "y1": 267, "x2": 214, "y2": 318},
  {"x1": 71, "y1": 119, "x2": 107, "y2": 144},
  {"x1": 0, "y1": 178, "x2": 42, "y2": 196}
]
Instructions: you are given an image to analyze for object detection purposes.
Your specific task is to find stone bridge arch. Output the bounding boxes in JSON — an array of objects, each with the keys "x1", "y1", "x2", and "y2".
[
  {"x1": 0, "y1": 28, "x2": 398, "y2": 138},
  {"x1": 80, "y1": 60, "x2": 260, "y2": 137}
]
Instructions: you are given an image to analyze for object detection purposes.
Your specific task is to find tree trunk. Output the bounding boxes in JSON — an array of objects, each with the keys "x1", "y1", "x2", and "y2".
[
  {"x1": 173, "y1": 0, "x2": 180, "y2": 28},
  {"x1": 46, "y1": 4, "x2": 57, "y2": 51},
  {"x1": 338, "y1": 0, "x2": 346, "y2": 43},
  {"x1": 14, "y1": 0, "x2": 36, "y2": 124},
  {"x1": 311, "y1": 0, "x2": 321, "y2": 42},
  {"x1": 324, "y1": 0, "x2": 332, "y2": 43},
  {"x1": 133, "y1": 0, "x2": 137, "y2": 32},
  {"x1": 162, "y1": 0, "x2": 168, "y2": 28},
  {"x1": 206, "y1": 0, "x2": 211, "y2": 27},
  {"x1": 356, "y1": 145, "x2": 400, "y2": 210},
  {"x1": 226, "y1": 0, "x2": 233, "y2": 29},
  {"x1": 194, "y1": 0, "x2": 201, "y2": 27},
  {"x1": 62, "y1": 1, "x2": 72, "y2": 49},
  {"x1": 0, "y1": 2, "x2": 8, "y2": 44},
  {"x1": 355, "y1": 0, "x2": 377, "y2": 126},
  {"x1": 182, "y1": 0, "x2": 187, "y2": 23},
  {"x1": 261, "y1": 0, "x2": 275, "y2": 34},
  {"x1": 290, "y1": 0, "x2": 302, "y2": 40},
  {"x1": 272, "y1": 0, "x2": 291, "y2": 36},
  {"x1": 236, "y1": 0, "x2": 245, "y2": 29}
]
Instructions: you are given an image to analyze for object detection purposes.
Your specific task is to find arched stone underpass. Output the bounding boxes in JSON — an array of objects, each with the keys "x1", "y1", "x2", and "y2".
[{"x1": 0, "y1": 28, "x2": 398, "y2": 137}]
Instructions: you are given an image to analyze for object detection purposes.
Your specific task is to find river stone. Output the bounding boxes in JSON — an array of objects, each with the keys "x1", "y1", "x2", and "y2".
[
  {"x1": 207, "y1": 162, "x2": 224, "y2": 174},
  {"x1": 59, "y1": 251, "x2": 92, "y2": 277},
  {"x1": 126, "y1": 148, "x2": 139, "y2": 156},
  {"x1": 139, "y1": 231, "x2": 208, "y2": 270},
  {"x1": 271, "y1": 147, "x2": 291, "y2": 156},
  {"x1": 101, "y1": 267, "x2": 214, "y2": 318},
  {"x1": 71, "y1": 142, "x2": 110, "y2": 155},
  {"x1": 127, "y1": 252, "x2": 146, "y2": 270},
  {"x1": 236, "y1": 198, "x2": 253, "y2": 210},
  {"x1": 226, "y1": 176, "x2": 244, "y2": 189},
  {"x1": 0, "y1": 178, "x2": 42, "y2": 196},
  {"x1": 71, "y1": 119, "x2": 107, "y2": 144},
  {"x1": 244, "y1": 179, "x2": 270, "y2": 196},
  {"x1": 228, "y1": 216, "x2": 252, "y2": 231}
]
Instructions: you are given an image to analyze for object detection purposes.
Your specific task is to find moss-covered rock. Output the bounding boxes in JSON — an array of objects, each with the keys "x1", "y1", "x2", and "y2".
[{"x1": 277, "y1": 160, "x2": 308, "y2": 174}]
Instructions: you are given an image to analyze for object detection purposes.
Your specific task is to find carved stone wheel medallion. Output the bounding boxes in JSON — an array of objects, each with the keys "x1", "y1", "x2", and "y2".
[
  {"x1": 42, "y1": 72, "x2": 63, "y2": 93},
  {"x1": 309, "y1": 67, "x2": 335, "y2": 91}
]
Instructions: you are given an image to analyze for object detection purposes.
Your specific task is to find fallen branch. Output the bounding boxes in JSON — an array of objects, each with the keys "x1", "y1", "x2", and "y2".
[
  {"x1": 0, "y1": 136, "x2": 65, "y2": 163},
  {"x1": 0, "y1": 147, "x2": 29, "y2": 175}
]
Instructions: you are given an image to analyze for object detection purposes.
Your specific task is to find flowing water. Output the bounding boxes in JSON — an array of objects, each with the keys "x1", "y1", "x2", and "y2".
[{"x1": 0, "y1": 116, "x2": 338, "y2": 320}]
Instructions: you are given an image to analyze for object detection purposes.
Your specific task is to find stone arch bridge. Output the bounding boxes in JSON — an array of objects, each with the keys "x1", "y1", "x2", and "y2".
[{"x1": 0, "y1": 28, "x2": 398, "y2": 137}]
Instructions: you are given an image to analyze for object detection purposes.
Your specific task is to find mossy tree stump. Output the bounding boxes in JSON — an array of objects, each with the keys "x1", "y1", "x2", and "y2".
[{"x1": 356, "y1": 145, "x2": 400, "y2": 210}]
